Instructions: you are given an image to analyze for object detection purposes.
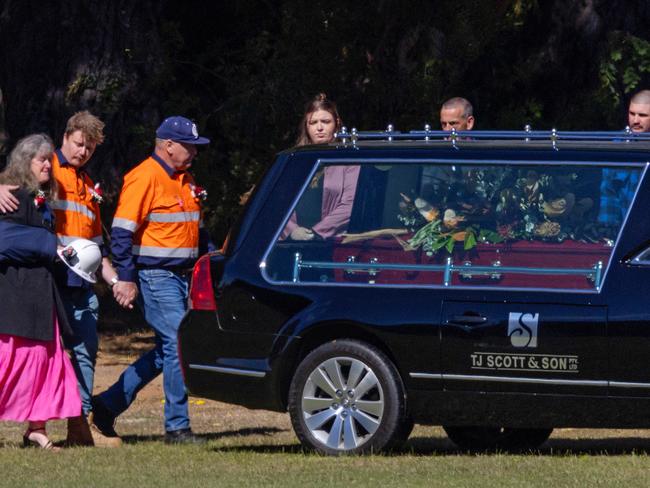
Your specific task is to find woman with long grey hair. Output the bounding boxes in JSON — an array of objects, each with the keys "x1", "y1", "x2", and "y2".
[{"x1": 0, "y1": 133, "x2": 80, "y2": 450}]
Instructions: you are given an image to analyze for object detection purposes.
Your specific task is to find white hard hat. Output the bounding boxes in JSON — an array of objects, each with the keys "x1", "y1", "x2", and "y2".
[{"x1": 57, "y1": 238, "x2": 102, "y2": 283}]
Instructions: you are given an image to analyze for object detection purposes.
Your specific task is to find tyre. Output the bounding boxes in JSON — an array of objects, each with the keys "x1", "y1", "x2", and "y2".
[
  {"x1": 288, "y1": 339, "x2": 408, "y2": 455},
  {"x1": 443, "y1": 426, "x2": 553, "y2": 451},
  {"x1": 389, "y1": 415, "x2": 415, "y2": 448}
]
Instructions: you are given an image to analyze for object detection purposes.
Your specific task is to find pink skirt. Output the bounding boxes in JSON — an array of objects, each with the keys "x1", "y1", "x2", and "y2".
[{"x1": 0, "y1": 312, "x2": 81, "y2": 422}]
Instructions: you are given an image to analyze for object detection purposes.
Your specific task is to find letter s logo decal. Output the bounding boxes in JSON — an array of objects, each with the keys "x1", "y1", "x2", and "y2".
[{"x1": 508, "y1": 312, "x2": 539, "y2": 348}]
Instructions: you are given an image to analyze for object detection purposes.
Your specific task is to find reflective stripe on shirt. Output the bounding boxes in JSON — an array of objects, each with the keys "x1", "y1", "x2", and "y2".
[
  {"x1": 145, "y1": 211, "x2": 200, "y2": 223},
  {"x1": 112, "y1": 217, "x2": 139, "y2": 232},
  {"x1": 58, "y1": 234, "x2": 104, "y2": 246},
  {"x1": 51, "y1": 200, "x2": 96, "y2": 221},
  {"x1": 132, "y1": 245, "x2": 199, "y2": 258}
]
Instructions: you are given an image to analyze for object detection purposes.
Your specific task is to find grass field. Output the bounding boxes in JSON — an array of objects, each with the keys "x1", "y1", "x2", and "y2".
[
  {"x1": 3, "y1": 426, "x2": 650, "y2": 488},
  {"x1": 3, "y1": 331, "x2": 650, "y2": 487}
]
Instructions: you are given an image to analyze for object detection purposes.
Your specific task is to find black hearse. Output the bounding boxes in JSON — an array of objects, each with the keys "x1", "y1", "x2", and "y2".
[{"x1": 179, "y1": 129, "x2": 650, "y2": 454}]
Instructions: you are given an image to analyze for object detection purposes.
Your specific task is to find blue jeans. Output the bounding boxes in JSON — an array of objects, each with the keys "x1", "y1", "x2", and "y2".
[
  {"x1": 99, "y1": 269, "x2": 190, "y2": 432},
  {"x1": 61, "y1": 287, "x2": 99, "y2": 416}
]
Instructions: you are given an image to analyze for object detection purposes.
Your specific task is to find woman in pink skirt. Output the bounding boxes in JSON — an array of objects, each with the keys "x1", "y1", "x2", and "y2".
[{"x1": 0, "y1": 134, "x2": 81, "y2": 449}]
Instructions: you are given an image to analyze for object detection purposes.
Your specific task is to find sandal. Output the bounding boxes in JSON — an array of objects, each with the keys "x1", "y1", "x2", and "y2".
[{"x1": 22, "y1": 428, "x2": 59, "y2": 451}]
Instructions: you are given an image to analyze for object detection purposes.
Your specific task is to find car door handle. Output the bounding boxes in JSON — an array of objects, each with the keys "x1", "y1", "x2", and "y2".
[{"x1": 449, "y1": 315, "x2": 488, "y2": 326}]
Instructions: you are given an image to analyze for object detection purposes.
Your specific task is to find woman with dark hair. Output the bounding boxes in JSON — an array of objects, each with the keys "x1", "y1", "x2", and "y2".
[
  {"x1": 283, "y1": 93, "x2": 360, "y2": 240},
  {"x1": 0, "y1": 134, "x2": 80, "y2": 450}
]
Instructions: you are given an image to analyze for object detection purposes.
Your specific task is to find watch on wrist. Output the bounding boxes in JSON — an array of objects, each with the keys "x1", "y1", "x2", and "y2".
[{"x1": 109, "y1": 276, "x2": 119, "y2": 287}]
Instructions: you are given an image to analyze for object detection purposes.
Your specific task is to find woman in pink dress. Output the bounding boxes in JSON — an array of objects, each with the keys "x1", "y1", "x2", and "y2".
[
  {"x1": 282, "y1": 93, "x2": 361, "y2": 241},
  {"x1": 0, "y1": 134, "x2": 81, "y2": 449}
]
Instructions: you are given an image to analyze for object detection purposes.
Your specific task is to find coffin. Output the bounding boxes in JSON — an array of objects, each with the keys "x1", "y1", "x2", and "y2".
[{"x1": 327, "y1": 236, "x2": 611, "y2": 289}]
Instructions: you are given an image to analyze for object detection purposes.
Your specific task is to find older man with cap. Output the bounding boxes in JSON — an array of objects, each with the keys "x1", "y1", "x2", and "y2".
[{"x1": 90, "y1": 116, "x2": 213, "y2": 444}]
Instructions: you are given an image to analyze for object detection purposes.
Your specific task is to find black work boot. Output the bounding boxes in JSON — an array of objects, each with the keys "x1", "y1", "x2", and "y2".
[{"x1": 164, "y1": 428, "x2": 206, "y2": 445}]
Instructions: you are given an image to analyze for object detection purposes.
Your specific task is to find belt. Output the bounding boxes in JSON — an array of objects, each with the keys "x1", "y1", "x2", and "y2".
[
  {"x1": 137, "y1": 266, "x2": 193, "y2": 277},
  {"x1": 170, "y1": 268, "x2": 193, "y2": 277}
]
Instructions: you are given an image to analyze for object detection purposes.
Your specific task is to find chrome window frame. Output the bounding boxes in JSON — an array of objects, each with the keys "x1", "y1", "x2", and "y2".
[{"x1": 260, "y1": 158, "x2": 648, "y2": 294}]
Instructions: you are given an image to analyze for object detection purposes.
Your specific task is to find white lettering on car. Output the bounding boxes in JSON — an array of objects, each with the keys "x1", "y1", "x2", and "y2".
[{"x1": 470, "y1": 352, "x2": 579, "y2": 373}]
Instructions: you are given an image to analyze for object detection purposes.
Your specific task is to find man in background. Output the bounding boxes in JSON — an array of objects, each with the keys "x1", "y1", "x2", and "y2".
[
  {"x1": 598, "y1": 89, "x2": 650, "y2": 227},
  {"x1": 440, "y1": 97, "x2": 475, "y2": 131},
  {"x1": 628, "y1": 89, "x2": 650, "y2": 133}
]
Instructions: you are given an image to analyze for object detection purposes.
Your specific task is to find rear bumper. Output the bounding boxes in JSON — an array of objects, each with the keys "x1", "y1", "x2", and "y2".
[{"x1": 178, "y1": 310, "x2": 293, "y2": 411}]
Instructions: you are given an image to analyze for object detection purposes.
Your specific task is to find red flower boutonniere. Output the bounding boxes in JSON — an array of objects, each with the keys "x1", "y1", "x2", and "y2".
[
  {"x1": 190, "y1": 184, "x2": 208, "y2": 202},
  {"x1": 89, "y1": 182, "x2": 104, "y2": 204},
  {"x1": 34, "y1": 190, "x2": 46, "y2": 208}
]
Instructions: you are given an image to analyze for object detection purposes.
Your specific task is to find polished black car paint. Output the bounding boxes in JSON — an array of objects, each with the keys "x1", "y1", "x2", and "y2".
[{"x1": 179, "y1": 140, "x2": 650, "y2": 437}]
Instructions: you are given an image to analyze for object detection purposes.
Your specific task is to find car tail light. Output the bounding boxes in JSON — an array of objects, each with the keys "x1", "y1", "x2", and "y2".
[{"x1": 189, "y1": 253, "x2": 216, "y2": 311}]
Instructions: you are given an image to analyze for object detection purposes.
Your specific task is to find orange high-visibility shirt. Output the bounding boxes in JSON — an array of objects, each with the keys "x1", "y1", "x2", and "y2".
[
  {"x1": 111, "y1": 154, "x2": 202, "y2": 281},
  {"x1": 51, "y1": 150, "x2": 103, "y2": 247}
]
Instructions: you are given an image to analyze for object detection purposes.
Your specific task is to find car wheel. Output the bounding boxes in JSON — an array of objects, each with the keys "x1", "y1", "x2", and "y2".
[
  {"x1": 288, "y1": 339, "x2": 408, "y2": 455},
  {"x1": 443, "y1": 426, "x2": 553, "y2": 451}
]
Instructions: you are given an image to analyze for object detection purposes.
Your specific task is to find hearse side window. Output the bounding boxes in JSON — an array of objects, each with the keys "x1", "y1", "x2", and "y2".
[{"x1": 264, "y1": 162, "x2": 642, "y2": 290}]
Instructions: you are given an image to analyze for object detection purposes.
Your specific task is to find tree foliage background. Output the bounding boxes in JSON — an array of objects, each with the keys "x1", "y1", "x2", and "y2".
[{"x1": 1, "y1": 0, "x2": 650, "y2": 244}]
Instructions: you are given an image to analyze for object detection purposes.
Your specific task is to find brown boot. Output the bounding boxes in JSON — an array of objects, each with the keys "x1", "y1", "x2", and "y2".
[
  {"x1": 87, "y1": 411, "x2": 123, "y2": 448},
  {"x1": 65, "y1": 416, "x2": 94, "y2": 447}
]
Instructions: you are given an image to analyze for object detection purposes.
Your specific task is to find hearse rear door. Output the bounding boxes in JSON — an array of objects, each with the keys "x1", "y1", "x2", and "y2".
[{"x1": 440, "y1": 301, "x2": 608, "y2": 396}]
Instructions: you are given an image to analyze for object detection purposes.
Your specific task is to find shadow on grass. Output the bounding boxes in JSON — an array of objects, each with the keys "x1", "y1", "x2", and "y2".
[
  {"x1": 208, "y1": 435, "x2": 650, "y2": 456},
  {"x1": 211, "y1": 444, "x2": 307, "y2": 454},
  {"x1": 402, "y1": 435, "x2": 650, "y2": 456},
  {"x1": 52, "y1": 423, "x2": 650, "y2": 455},
  {"x1": 120, "y1": 426, "x2": 289, "y2": 445}
]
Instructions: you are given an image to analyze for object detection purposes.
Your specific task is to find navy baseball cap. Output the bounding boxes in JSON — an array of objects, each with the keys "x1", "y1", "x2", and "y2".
[{"x1": 156, "y1": 116, "x2": 210, "y2": 144}]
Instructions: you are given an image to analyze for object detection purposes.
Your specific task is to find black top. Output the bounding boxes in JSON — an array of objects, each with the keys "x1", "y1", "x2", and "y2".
[{"x1": 0, "y1": 188, "x2": 71, "y2": 341}]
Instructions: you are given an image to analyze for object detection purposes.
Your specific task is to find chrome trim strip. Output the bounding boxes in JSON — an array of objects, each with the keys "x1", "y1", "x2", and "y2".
[
  {"x1": 260, "y1": 279, "x2": 599, "y2": 294},
  {"x1": 410, "y1": 372, "x2": 607, "y2": 387},
  {"x1": 188, "y1": 363, "x2": 266, "y2": 378},
  {"x1": 410, "y1": 372, "x2": 443, "y2": 380},
  {"x1": 445, "y1": 374, "x2": 607, "y2": 387},
  {"x1": 609, "y1": 381, "x2": 650, "y2": 389}
]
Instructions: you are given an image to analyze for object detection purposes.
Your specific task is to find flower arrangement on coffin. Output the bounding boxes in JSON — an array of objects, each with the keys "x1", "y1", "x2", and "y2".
[
  {"x1": 397, "y1": 167, "x2": 607, "y2": 254},
  {"x1": 406, "y1": 213, "x2": 505, "y2": 255}
]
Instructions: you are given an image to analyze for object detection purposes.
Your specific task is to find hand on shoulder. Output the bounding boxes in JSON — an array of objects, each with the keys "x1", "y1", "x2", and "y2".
[{"x1": 0, "y1": 184, "x2": 19, "y2": 213}]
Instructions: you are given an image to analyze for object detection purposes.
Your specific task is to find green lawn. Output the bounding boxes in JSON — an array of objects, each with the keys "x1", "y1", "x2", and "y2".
[
  {"x1": 3, "y1": 340, "x2": 650, "y2": 488},
  {"x1": 3, "y1": 425, "x2": 650, "y2": 488}
]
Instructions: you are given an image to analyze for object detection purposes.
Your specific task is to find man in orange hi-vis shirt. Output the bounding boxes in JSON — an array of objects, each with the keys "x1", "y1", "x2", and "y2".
[
  {"x1": 91, "y1": 116, "x2": 213, "y2": 445},
  {"x1": 53, "y1": 112, "x2": 126, "y2": 448}
]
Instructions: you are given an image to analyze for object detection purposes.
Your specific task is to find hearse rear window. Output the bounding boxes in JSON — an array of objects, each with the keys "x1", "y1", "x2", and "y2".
[{"x1": 263, "y1": 161, "x2": 642, "y2": 291}]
